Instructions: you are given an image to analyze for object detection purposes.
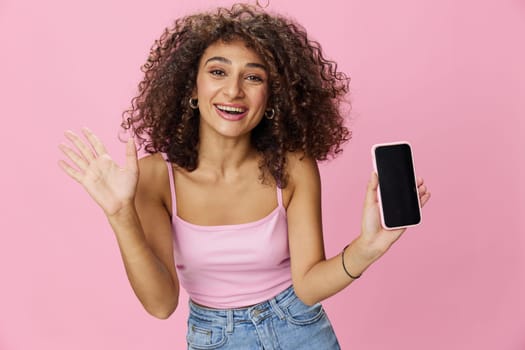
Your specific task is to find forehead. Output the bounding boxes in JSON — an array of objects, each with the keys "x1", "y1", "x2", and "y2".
[{"x1": 200, "y1": 40, "x2": 265, "y2": 66}]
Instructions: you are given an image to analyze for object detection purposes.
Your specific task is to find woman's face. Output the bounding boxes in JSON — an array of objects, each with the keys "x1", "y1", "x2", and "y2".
[{"x1": 194, "y1": 40, "x2": 269, "y2": 140}]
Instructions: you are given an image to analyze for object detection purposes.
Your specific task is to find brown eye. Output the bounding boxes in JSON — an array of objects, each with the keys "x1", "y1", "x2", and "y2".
[
  {"x1": 246, "y1": 75, "x2": 263, "y2": 82},
  {"x1": 210, "y1": 69, "x2": 225, "y2": 76}
]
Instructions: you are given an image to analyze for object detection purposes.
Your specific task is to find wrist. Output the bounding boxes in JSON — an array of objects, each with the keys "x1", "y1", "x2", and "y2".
[
  {"x1": 106, "y1": 200, "x2": 137, "y2": 222},
  {"x1": 339, "y1": 239, "x2": 373, "y2": 280},
  {"x1": 342, "y1": 245, "x2": 362, "y2": 279},
  {"x1": 350, "y1": 236, "x2": 384, "y2": 266}
]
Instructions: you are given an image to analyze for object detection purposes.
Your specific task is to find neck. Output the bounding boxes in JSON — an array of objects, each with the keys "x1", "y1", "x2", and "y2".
[{"x1": 197, "y1": 133, "x2": 257, "y2": 180}]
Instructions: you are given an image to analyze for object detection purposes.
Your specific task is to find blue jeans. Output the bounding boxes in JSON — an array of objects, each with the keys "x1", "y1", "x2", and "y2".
[{"x1": 186, "y1": 285, "x2": 341, "y2": 349}]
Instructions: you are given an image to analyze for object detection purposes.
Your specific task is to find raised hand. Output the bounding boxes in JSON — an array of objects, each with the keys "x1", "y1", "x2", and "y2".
[
  {"x1": 358, "y1": 172, "x2": 431, "y2": 262},
  {"x1": 58, "y1": 128, "x2": 139, "y2": 217}
]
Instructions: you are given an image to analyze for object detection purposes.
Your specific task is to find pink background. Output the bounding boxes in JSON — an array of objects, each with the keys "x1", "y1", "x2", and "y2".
[{"x1": 1, "y1": 0, "x2": 523, "y2": 349}]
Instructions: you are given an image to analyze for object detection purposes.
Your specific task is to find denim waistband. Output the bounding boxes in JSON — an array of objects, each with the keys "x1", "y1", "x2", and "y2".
[{"x1": 188, "y1": 285, "x2": 295, "y2": 333}]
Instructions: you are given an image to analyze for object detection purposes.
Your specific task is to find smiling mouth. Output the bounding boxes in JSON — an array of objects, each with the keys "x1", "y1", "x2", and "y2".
[{"x1": 215, "y1": 104, "x2": 247, "y2": 115}]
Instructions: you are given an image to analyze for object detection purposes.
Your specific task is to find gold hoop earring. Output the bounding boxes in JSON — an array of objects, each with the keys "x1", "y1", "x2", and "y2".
[
  {"x1": 265, "y1": 108, "x2": 275, "y2": 120},
  {"x1": 189, "y1": 98, "x2": 199, "y2": 110}
]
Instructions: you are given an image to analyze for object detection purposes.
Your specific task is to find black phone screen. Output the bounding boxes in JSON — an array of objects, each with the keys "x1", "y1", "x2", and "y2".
[{"x1": 374, "y1": 143, "x2": 421, "y2": 228}]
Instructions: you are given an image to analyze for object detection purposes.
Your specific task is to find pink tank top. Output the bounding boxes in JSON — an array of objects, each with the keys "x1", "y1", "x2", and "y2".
[{"x1": 164, "y1": 159, "x2": 292, "y2": 309}]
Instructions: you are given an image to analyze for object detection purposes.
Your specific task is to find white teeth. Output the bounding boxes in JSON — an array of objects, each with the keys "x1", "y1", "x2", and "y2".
[{"x1": 216, "y1": 105, "x2": 246, "y2": 113}]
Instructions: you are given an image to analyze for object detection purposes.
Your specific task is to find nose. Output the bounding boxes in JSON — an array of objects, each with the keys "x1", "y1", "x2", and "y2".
[{"x1": 223, "y1": 76, "x2": 245, "y2": 99}]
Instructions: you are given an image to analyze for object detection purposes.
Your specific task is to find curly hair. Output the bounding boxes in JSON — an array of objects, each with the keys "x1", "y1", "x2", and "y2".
[{"x1": 122, "y1": 3, "x2": 351, "y2": 187}]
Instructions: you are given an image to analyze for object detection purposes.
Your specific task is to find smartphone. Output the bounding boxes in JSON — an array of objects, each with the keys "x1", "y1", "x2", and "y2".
[{"x1": 372, "y1": 142, "x2": 421, "y2": 230}]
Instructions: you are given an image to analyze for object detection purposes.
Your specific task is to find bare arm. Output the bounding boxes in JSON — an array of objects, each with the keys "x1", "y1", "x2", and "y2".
[
  {"x1": 286, "y1": 155, "x2": 431, "y2": 305},
  {"x1": 109, "y1": 155, "x2": 179, "y2": 319},
  {"x1": 59, "y1": 129, "x2": 179, "y2": 318}
]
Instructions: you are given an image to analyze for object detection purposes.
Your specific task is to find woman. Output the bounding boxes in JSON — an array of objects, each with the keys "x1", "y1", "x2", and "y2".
[{"x1": 59, "y1": 3, "x2": 430, "y2": 349}]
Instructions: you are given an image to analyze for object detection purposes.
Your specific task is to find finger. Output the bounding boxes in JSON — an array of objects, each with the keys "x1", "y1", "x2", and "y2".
[
  {"x1": 64, "y1": 130, "x2": 96, "y2": 162},
  {"x1": 416, "y1": 176, "x2": 424, "y2": 186},
  {"x1": 125, "y1": 137, "x2": 138, "y2": 173},
  {"x1": 59, "y1": 143, "x2": 89, "y2": 170},
  {"x1": 81, "y1": 127, "x2": 108, "y2": 156},
  {"x1": 58, "y1": 160, "x2": 83, "y2": 183},
  {"x1": 364, "y1": 171, "x2": 379, "y2": 206},
  {"x1": 420, "y1": 192, "x2": 431, "y2": 207},
  {"x1": 418, "y1": 184, "x2": 427, "y2": 196}
]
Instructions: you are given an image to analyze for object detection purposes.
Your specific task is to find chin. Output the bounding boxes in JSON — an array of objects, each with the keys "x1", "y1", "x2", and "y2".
[{"x1": 217, "y1": 129, "x2": 251, "y2": 139}]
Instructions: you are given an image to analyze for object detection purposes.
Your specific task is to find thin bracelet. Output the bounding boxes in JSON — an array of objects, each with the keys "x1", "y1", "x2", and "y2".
[{"x1": 342, "y1": 244, "x2": 362, "y2": 279}]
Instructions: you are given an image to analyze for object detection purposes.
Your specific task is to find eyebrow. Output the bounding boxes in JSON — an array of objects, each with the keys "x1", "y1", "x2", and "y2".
[{"x1": 204, "y1": 56, "x2": 267, "y2": 71}]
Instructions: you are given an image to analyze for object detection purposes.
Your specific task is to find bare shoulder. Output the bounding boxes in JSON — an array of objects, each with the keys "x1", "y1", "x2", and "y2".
[
  {"x1": 286, "y1": 152, "x2": 320, "y2": 187},
  {"x1": 283, "y1": 152, "x2": 321, "y2": 206},
  {"x1": 138, "y1": 153, "x2": 167, "y2": 174},
  {"x1": 136, "y1": 153, "x2": 170, "y2": 202},
  {"x1": 138, "y1": 153, "x2": 168, "y2": 181},
  {"x1": 135, "y1": 153, "x2": 173, "y2": 239}
]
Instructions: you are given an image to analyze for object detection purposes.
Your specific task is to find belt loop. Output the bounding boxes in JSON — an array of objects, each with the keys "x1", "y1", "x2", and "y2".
[
  {"x1": 269, "y1": 297, "x2": 286, "y2": 320},
  {"x1": 226, "y1": 309, "x2": 234, "y2": 334}
]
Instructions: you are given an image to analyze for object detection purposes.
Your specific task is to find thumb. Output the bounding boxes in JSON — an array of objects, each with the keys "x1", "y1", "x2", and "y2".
[
  {"x1": 125, "y1": 137, "x2": 138, "y2": 173},
  {"x1": 364, "y1": 171, "x2": 379, "y2": 206}
]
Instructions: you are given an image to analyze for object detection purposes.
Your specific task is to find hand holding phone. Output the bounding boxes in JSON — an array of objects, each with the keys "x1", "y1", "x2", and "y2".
[{"x1": 372, "y1": 142, "x2": 422, "y2": 230}]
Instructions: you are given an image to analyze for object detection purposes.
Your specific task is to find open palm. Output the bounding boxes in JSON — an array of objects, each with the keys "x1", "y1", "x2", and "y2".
[{"x1": 58, "y1": 128, "x2": 139, "y2": 217}]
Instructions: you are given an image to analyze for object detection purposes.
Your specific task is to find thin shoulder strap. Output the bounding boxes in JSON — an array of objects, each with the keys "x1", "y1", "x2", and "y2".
[
  {"x1": 276, "y1": 186, "x2": 284, "y2": 208},
  {"x1": 162, "y1": 153, "x2": 177, "y2": 215}
]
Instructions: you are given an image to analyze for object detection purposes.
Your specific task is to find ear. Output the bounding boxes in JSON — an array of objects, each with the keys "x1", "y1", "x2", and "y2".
[{"x1": 191, "y1": 86, "x2": 198, "y2": 99}]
